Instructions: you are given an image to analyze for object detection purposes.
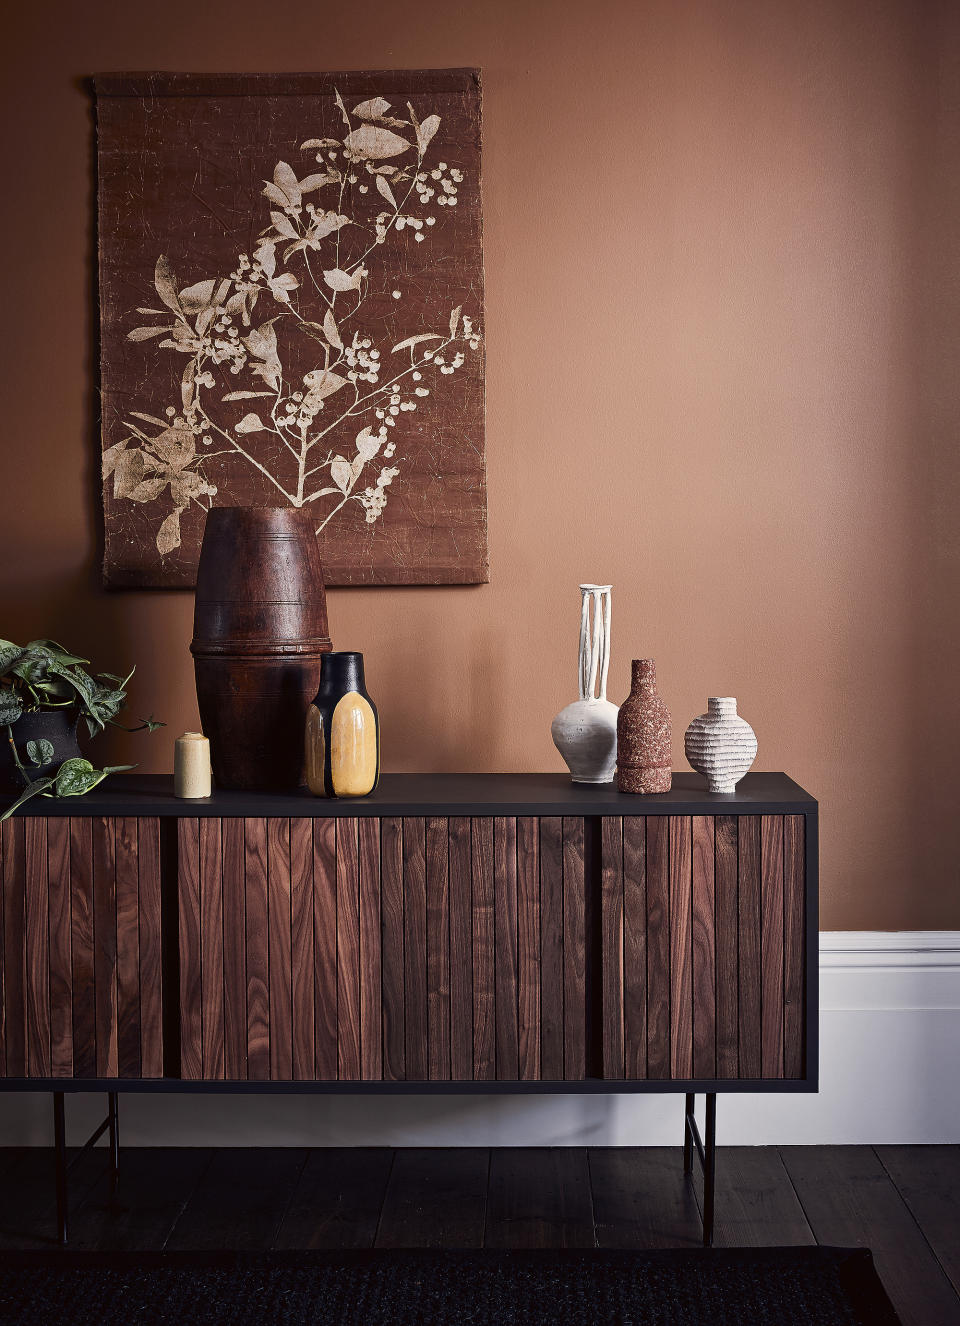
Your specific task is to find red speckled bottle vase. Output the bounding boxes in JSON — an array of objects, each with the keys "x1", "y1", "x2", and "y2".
[{"x1": 616, "y1": 658, "x2": 672, "y2": 793}]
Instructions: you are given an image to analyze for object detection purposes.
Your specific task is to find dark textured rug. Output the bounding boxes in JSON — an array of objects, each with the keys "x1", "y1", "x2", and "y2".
[{"x1": 0, "y1": 1247, "x2": 900, "y2": 1325}]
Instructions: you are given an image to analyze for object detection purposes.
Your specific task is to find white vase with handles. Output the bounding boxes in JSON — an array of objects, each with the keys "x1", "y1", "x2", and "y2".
[
  {"x1": 551, "y1": 584, "x2": 619, "y2": 784},
  {"x1": 684, "y1": 697, "x2": 757, "y2": 793}
]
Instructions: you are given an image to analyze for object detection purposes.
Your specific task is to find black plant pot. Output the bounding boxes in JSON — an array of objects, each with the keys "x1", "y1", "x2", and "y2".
[{"x1": 0, "y1": 710, "x2": 82, "y2": 794}]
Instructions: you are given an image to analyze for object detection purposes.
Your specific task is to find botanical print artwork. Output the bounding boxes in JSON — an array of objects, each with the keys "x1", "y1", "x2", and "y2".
[{"x1": 96, "y1": 71, "x2": 486, "y2": 586}]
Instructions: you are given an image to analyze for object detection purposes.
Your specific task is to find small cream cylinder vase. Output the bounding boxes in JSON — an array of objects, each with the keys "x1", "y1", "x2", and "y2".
[
  {"x1": 684, "y1": 697, "x2": 757, "y2": 793},
  {"x1": 174, "y1": 732, "x2": 212, "y2": 798},
  {"x1": 551, "y1": 585, "x2": 619, "y2": 784}
]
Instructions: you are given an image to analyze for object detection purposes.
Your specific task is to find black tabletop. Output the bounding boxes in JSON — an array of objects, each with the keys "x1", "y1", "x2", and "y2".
[{"x1": 1, "y1": 771, "x2": 817, "y2": 818}]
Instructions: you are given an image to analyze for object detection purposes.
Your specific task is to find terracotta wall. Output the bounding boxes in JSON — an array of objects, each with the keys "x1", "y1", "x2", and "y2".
[{"x1": 1, "y1": 0, "x2": 956, "y2": 928}]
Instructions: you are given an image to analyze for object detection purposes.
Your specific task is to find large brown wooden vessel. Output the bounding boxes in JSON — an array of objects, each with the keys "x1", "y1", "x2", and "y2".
[{"x1": 191, "y1": 507, "x2": 332, "y2": 790}]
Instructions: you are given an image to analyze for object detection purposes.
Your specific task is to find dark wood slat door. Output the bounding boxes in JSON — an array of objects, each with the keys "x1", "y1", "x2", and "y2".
[
  {"x1": 177, "y1": 815, "x2": 588, "y2": 1083},
  {"x1": 0, "y1": 816, "x2": 162, "y2": 1081},
  {"x1": 600, "y1": 814, "x2": 806, "y2": 1082}
]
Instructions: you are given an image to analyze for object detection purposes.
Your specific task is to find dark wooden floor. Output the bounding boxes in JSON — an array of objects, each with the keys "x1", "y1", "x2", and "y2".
[{"x1": 0, "y1": 1145, "x2": 958, "y2": 1326}]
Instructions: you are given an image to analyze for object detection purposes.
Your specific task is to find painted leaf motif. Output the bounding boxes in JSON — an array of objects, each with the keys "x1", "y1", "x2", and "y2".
[
  {"x1": 235, "y1": 413, "x2": 266, "y2": 434},
  {"x1": 391, "y1": 333, "x2": 443, "y2": 353},
  {"x1": 150, "y1": 428, "x2": 195, "y2": 470},
  {"x1": 330, "y1": 458, "x2": 353, "y2": 493},
  {"x1": 352, "y1": 96, "x2": 391, "y2": 120},
  {"x1": 154, "y1": 256, "x2": 182, "y2": 314},
  {"x1": 127, "y1": 325, "x2": 172, "y2": 341},
  {"x1": 262, "y1": 182, "x2": 290, "y2": 208},
  {"x1": 298, "y1": 173, "x2": 338, "y2": 192},
  {"x1": 323, "y1": 307, "x2": 342, "y2": 350},
  {"x1": 416, "y1": 114, "x2": 441, "y2": 154},
  {"x1": 181, "y1": 360, "x2": 197, "y2": 409},
  {"x1": 273, "y1": 161, "x2": 301, "y2": 207},
  {"x1": 179, "y1": 279, "x2": 217, "y2": 313},
  {"x1": 221, "y1": 390, "x2": 274, "y2": 401},
  {"x1": 113, "y1": 449, "x2": 146, "y2": 498},
  {"x1": 343, "y1": 125, "x2": 412, "y2": 160},
  {"x1": 306, "y1": 369, "x2": 348, "y2": 400},
  {"x1": 376, "y1": 174, "x2": 397, "y2": 208},
  {"x1": 449, "y1": 305, "x2": 462, "y2": 338},
  {"x1": 355, "y1": 427, "x2": 381, "y2": 462},
  {"x1": 254, "y1": 239, "x2": 278, "y2": 279},
  {"x1": 124, "y1": 477, "x2": 168, "y2": 504},
  {"x1": 169, "y1": 471, "x2": 206, "y2": 505},
  {"x1": 156, "y1": 509, "x2": 182, "y2": 556},
  {"x1": 300, "y1": 138, "x2": 341, "y2": 149},
  {"x1": 311, "y1": 211, "x2": 351, "y2": 240},
  {"x1": 270, "y1": 211, "x2": 298, "y2": 240},
  {"x1": 245, "y1": 323, "x2": 279, "y2": 361},
  {"x1": 195, "y1": 307, "x2": 216, "y2": 337},
  {"x1": 102, "y1": 439, "x2": 129, "y2": 479},
  {"x1": 130, "y1": 412, "x2": 169, "y2": 428},
  {"x1": 323, "y1": 267, "x2": 362, "y2": 292}
]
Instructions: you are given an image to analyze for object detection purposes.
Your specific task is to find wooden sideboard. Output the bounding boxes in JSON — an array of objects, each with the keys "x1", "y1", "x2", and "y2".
[{"x1": 0, "y1": 772, "x2": 817, "y2": 1242}]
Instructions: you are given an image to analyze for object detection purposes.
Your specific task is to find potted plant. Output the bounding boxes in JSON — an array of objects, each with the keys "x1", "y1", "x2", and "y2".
[{"x1": 0, "y1": 638, "x2": 163, "y2": 821}]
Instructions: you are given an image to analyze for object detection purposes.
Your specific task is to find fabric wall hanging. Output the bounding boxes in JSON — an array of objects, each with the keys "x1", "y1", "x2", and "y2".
[{"x1": 95, "y1": 70, "x2": 486, "y2": 587}]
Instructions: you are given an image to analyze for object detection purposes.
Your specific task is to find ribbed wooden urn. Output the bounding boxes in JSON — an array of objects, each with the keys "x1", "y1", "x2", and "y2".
[{"x1": 191, "y1": 507, "x2": 332, "y2": 791}]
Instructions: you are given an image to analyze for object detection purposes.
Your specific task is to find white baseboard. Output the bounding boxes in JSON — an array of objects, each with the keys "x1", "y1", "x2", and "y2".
[{"x1": 3, "y1": 931, "x2": 958, "y2": 1146}]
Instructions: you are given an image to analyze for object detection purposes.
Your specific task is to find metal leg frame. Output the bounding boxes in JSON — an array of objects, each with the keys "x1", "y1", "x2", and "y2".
[
  {"x1": 683, "y1": 1092, "x2": 717, "y2": 1246},
  {"x1": 52, "y1": 1092, "x2": 120, "y2": 1246}
]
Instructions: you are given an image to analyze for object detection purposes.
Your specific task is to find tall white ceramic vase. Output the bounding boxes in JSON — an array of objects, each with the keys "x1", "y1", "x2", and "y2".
[
  {"x1": 684, "y1": 697, "x2": 757, "y2": 793},
  {"x1": 551, "y1": 585, "x2": 619, "y2": 784}
]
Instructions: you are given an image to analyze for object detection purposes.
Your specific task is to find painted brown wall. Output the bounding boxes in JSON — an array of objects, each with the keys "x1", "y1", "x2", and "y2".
[{"x1": 1, "y1": 0, "x2": 956, "y2": 928}]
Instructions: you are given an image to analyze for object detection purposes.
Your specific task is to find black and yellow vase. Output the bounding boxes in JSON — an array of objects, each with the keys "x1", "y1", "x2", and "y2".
[{"x1": 305, "y1": 652, "x2": 379, "y2": 798}]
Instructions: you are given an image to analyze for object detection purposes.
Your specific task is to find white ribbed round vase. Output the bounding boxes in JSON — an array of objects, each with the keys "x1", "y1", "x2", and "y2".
[
  {"x1": 684, "y1": 697, "x2": 757, "y2": 793},
  {"x1": 551, "y1": 584, "x2": 619, "y2": 784}
]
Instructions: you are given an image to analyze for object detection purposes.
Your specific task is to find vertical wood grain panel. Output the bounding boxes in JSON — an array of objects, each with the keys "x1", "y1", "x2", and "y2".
[
  {"x1": 92, "y1": 818, "x2": 118, "y2": 1079},
  {"x1": 426, "y1": 817, "x2": 450, "y2": 1080},
  {"x1": 516, "y1": 817, "x2": 541, "y2": 1081},
  {"x1": 46, "y1": 817, "x2": 72, "y2": 1078},
  {"x1": 761, "y1": 814, "x2": 785, "y2": 1078},
  {"x1": 199, "y1": 818, "x2": 224, "y2": 1080},
  {"x1": 403, "y1": 817, "x2": 428, "y2": 1081},
  {"x1": 691, "y1": 816, "x2": 716, "y2": 1080},
  {"x1": 312, "y1": 817, "x2": 337, "y2": 1081},
  {"x1": 783, "y1": 815, "x2": 806, "y2": 1079},
  {"x1": 645, "y1": 816, "x2": 670, "y2": 1080},
  {"x1": 115, "y1": 818, "x2": 141, "y2": 1078},
  {"x1": 494, "y1": 817, "x2": 518, "y2": 1080},
  {"x1": 600, "y1": 817, "x2": 624, "y2": 1079},
  {"x1": 336, "y1": 817, "x2": 360, "y2": 1081},
  {"x1": 244, "y1": 818, "x2": 270, "y2": 1081},
  {"x1": 539, "y1": 817, "x2": 564, "y2": 1081},
  {"x1": 24, "y1": 817, "x2": 50, "y2": 1077},
  {"x1": 359, "y1": 816, "x2": 382, "y2": 1081},
  {"x1": 137, "y1": 817, "x2": 163, "y2": 1078},
  {"x1": 562, "y1": 817, "x2": 585, "y2": 1081},
  {"x1": 471, "y1": 817, "x2": 495, "y2": 1081},
  {"x1": 448, "y1": 816, "x2": 472, "y2": 1081},
  {"x1": 622, "y1": 815, "x2": 647, "y2": 1080},
  {"x1": 289, "y1": 817, "x2": 315, "y2": 1081},
  {"x1": 178, "y1": 818, "x2": 202, "y2": 1081},
  {"x1": 738, "y1": 815, "x2": 762, "y2": 1078},
  {"x1": 267, "y1": 818, "x2": 292, "y2": 1080},
  {"x1": 380, "y1": 817, "x2": 405, "y2": 1081},
  {"x1": 669, "y1": 817, "x2": 693, "y2": 1079},
  {"x1": 221, "y1": 817, "x2": 247, "y2": 1080},
  {"x1": 2, "y1": 818, "x2": 25, "y2": 1077},
  {"x1": 69, "y1": 818, "x2": 95, "y2": 1079},
  {"x1": 714, "y1": 815, "x2": 739, "y2": 1079}
]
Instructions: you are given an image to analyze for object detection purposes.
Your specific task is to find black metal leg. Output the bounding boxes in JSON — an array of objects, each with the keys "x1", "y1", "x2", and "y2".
[
  {"x1": 703, "y1": 1093, "x2": 717, "y2": 1247},
  {"x1": 683, "y1": 1092, "x2": 694, "y2": 1173},
  {"x1": 53, "y1": 1093, "x2": 67, "y2": 1247},
  {"x1": 108, "y1": 1093, "x2": 120, "y2": 1198}
]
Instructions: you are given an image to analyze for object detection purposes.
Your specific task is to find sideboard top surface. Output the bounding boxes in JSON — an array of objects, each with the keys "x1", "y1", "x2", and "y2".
[{"x1": 1, "y1": 771, "x2": 817, "y2": 818}]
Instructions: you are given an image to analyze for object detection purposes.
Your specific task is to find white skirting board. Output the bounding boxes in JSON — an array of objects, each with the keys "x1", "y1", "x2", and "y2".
[{"x1": 3, "y1": 931, "x2": 959, "y2": 1147}]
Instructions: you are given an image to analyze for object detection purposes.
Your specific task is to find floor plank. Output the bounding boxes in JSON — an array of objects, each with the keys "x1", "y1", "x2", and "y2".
[
  {"x1": 64, "y1": 1148, "x2": 213, "y2": 1250},
  {"x1": 485, "y1": 1148, "x2": 595, "y2": 1248},
  {"x1": 275, "y1": 1148, "x2": 394, "y2": 1249},
  {"x1": 589, "y1": 1147, "x2": 702, "y2": 1248},
  {"x1": 782, "y1": 1145, "x2": 960, "y2": 1326},
  {"x1": 698, "y1": 1147, "x2": 815, "y2": 1248},
  {"x1": 0, "y1": 1148, "x2": 106, "y2": 1248},
  {"x1": 164, "y1": 1148, "x2": 307, "y2": 1251},
  {"x1": 375, "y1": 1149, "x2": 488, "y2": 1248},
  {"x1": 877, "y1": 1145, "x2": 960, "y2": 1299}
]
